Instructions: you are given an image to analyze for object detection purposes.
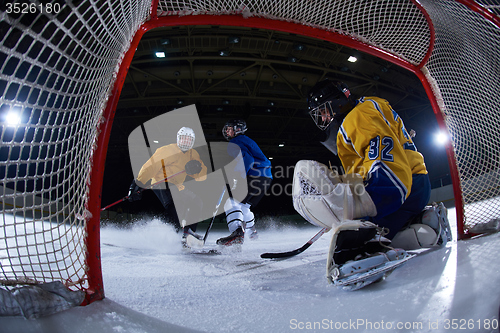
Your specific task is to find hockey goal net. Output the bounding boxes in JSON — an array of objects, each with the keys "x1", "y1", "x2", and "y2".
[{"x1": 1, "y1": 0, "x2": 499, "y2": 305}]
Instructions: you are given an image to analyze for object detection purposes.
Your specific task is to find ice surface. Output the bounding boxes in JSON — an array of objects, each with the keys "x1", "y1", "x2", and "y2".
[{"x1": 2, "y1": 209, "x2": 500, "y2": 333}]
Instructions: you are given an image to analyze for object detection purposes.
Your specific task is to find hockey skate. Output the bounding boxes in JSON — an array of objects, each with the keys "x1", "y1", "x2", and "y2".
[
  {"x1": 246, "y1": 225, "x2": 258, "y2": 240},
  {"x1": 216, "y1": 227, "x2": 244, "y2": 246},
  {"x1": 326, "y1": 220, "x2": 414, "y2": 291},
  {"x1": 182, "y1": 228, "x2": 203, "y2": 250},
  {"x1": 332, "y1": 248, "x2": 414, "y2": 290}
]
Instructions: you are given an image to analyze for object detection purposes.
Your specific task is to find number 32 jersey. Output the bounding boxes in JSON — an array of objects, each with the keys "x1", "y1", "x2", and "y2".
[{"x1": 337, "y1": 96, "x2": 427, "y2": 201}]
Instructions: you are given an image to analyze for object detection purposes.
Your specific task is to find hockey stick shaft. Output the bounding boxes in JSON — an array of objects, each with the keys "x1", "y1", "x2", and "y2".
[
  {"x1": 203, "y1": 186, "x2": 226, "y2": 242},
  {"x1": 186, "y1": 185, "x2": 226, "y2": 248},
  {"x1": 100, "y1": 170, "x2": 186, "y2": 211},
  {"x1": 260, "y1": 227, "x2": 329, "y2": 259}
]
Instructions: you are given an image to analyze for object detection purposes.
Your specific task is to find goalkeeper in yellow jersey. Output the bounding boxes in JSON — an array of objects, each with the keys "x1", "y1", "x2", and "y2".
[
  {"x1": 128, "y1": 127, "x2": 208, "y2": 247},
  {"x1": 292, "y1": 79, "x2": 452, "y2": 289},
  {"x1": 299, "y1": 79, "x2": 432, "y2": 239},
  {"x1": 292, "y1": 79, "x2": 451, "y2": 289}
]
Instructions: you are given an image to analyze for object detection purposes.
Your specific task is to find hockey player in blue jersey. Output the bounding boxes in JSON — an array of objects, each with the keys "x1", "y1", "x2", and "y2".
[{"x1": 216, "y1": 119, "x2": 273, "y2": 246}]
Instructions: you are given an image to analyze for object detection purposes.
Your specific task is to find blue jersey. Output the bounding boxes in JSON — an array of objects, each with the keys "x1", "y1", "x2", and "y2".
[{"x1": 229, "y1": 135, "x2": 272, "y2": 179}]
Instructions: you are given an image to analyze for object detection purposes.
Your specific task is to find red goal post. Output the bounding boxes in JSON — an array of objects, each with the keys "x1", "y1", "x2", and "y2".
[{"x1": 1, "y1": 0, "x2": 499, "y2": 305}]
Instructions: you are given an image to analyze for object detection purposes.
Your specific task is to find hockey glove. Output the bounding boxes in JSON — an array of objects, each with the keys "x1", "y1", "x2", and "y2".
[
  {"x1": 127, "y1": 179, "x2": 143, "y2": 202},
  {"x1": 185, "y1": 160, "x2": 202, "y2": 175}
]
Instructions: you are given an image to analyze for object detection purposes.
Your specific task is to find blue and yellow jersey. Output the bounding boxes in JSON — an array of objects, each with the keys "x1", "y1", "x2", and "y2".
[
  {"x1": 137, "y1": 143, "x2": 207, "y2": 191},
  {"x1": 337, "y1": 96, "x2": 427, "y2": 202}
]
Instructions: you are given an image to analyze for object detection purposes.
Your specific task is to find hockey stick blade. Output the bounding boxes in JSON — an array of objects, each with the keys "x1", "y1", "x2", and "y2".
[
  {"x1": 260, "y1": 227, "x2": 329, "y2": 259},
  {"x1": 260, "y1": 243, "x2": 312, "y2": 259}
]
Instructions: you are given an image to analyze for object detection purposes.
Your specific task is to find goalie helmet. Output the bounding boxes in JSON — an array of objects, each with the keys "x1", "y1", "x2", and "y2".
[
  {"x1": 222, "y1": 119, "x2": 247, "y2": 141},
  {"x1": 307, "y1": 79, "x2": 353, "y2": 130},
  {"x1": 177, "y1": 127, "x2": 195, "y2": 151}
]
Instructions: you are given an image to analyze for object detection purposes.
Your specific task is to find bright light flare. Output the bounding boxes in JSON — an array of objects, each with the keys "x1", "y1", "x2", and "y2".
[
  {"x1": 5, "y1": 112, "x2": 21, "y2": 126},
  {"x1": 435, "y1": 131, "x2": 449, "y2": 145},
  {"x1": 347, "y1": 56, "x2": 357, "y2": 62}
]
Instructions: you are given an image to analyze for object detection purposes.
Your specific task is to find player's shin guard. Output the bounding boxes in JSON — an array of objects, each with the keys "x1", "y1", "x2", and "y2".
[
  {"x1": 224, "y1": 198, "x2": 244, "y2": 233},
  {"x1": 241, "y1": 203, "x2": 258, "y2": 239},
  {"x1": 292, "y1": 160, "x2": 376, "y2": 229}
]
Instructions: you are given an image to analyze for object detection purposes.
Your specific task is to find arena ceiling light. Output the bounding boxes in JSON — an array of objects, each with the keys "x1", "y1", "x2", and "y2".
[
  {"x1": 155, "y1": 51, "x2": 166, "y2": 58},
  {"x1": 347, "y1": 55, "x2": 357, "y2": 62}
]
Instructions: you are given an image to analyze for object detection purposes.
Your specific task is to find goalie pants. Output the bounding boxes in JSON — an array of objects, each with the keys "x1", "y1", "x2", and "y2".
[
  {"x1": 152, "y1": 184, "x2": 202, "y2": 233},
  {"x1": 225, "y1": 175, "x2": 272, "y2": 233},
  {"x1": 367, "y1": 173, "x2": 431, "y2": 239}
]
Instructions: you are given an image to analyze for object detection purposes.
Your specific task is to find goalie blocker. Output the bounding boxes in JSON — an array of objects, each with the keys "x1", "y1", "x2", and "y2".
[{"x1": 292, "y1": 160, "x2": 452, "y2": 289}]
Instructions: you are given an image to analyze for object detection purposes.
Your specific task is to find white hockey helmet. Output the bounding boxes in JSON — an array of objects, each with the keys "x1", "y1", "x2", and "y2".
[{"x1": 177, "y1": 127, "x2": 195, "y2": 151}]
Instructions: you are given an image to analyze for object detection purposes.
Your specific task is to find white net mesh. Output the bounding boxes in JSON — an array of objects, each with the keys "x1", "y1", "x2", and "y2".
[
  {"x1": 1, "y1": 1, "x2": 150, "y2": 291},
  {"x1": 1, "y1": 0, "x2": 499, "y2": 299},
  {"x1": 418, "y1": 0, "x2": 500, "y2": 230},
  {"x1": 157, "y1": 0, "x2": 431, "y2": 65}
]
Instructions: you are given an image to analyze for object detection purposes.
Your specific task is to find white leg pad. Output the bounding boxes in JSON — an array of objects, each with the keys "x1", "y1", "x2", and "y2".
[
  {"x1": 392, "y1": 202, "x2": 452, "y2": 250},
  {"x1": 326, "y1": 220, "x2": 379, "y2": 283},
  {"x1": 391, "y1": 224, "x2": 439, "y2": 250},
  {"x1": 292, "y1": 160, "x2": 376, "y2": 229}
]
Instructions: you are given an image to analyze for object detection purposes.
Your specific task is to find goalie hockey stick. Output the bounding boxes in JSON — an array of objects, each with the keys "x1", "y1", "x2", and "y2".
[
  {"x1": 100, "y1": 170, "x2": 186, "y2": 211},
  {"x1": 260, "y1": 227, "x2": 329, "y2": 259}
]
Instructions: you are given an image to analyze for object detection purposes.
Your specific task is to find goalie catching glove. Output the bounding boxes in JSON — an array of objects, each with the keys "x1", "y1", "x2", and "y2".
[{"x1": 292, "y1": 160, "x2": 377, "y2": 229}]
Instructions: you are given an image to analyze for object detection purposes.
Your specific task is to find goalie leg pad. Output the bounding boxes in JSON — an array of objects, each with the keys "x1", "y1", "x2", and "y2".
[
  {"x1": 326, "y1": 220, "x2": 380, "y2": 282},
  {"x1": 292, "y1": 160, "x2": 344, "y2": 229},
  {"x1": 391, "y1": 202, "x2": 452, "y2": 250},
  {"x1": 326, "y1": 220, "x2": 413, "y2": 290},
  {"x1": 292, "y1": 160, "x2": 376, "y2": 229}
]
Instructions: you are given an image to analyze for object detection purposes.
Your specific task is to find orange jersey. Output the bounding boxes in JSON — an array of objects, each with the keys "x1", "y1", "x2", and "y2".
[{"x1": 136, "y1": 143, "x2": 207, "y2": 191}]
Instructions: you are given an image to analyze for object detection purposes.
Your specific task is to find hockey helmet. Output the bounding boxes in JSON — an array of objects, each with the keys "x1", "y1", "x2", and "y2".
[
  {"x1": 177, "y1": 127, "x2": 195, "y2": 151},
  {"x1": 222, "y1": 119, "x2": 247, "y2": 141},
  {"x1": 307, "y1": 79, "x2": 353, "y2": 130}
]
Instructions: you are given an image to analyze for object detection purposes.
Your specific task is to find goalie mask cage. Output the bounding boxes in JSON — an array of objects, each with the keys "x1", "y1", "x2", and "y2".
[{"x1": 0, "y1": 0, "x2": 499, "y2": 304}]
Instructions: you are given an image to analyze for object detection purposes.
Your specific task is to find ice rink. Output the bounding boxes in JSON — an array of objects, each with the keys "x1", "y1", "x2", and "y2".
[{"x1": 2, "y1": 207, "x2": 500, "y2": 333}]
